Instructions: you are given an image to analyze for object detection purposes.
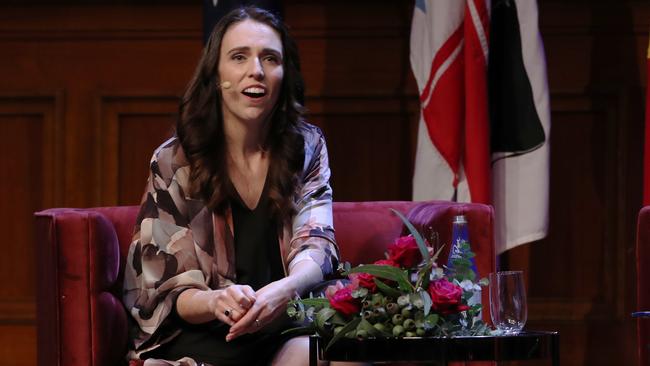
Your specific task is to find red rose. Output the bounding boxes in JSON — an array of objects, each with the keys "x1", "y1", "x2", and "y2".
[
  {"x1": 428, "y1": 279, "x2": 470, "y2": 315},
  {"x1": 374, "y1": 259, "x2": 399, "y2": 267},
  {"x1": 350, "y1": 272, "x2": 377, "y2": 292},
  {"x1": 326, "y1": 286, "x2": 361, "y2": 316},
  {"x1": 387, "y1": 235, "x2": 422, "y2": 268}
]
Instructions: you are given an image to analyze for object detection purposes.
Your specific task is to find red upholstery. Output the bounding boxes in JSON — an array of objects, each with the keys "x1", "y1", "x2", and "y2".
[
  {"x1": 637, "y1": 207, "x2": 650, "y2": 366},
  {"x1": 35, "y1": 201, "x2": 495, "y2": 366}
]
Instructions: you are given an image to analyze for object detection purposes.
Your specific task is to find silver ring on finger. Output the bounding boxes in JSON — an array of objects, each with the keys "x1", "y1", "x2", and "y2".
[
  {"x1": 224, "y1": 309, "x2": 233, "y2": 318},
  {"x1": 255, "y1": 319, "x2": 261, "y2": 327}
]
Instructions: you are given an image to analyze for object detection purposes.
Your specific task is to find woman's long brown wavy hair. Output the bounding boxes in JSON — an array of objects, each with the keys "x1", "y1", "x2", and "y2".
[{"x1": 176, "y1": 6, "x2": 305, "y2": 226}]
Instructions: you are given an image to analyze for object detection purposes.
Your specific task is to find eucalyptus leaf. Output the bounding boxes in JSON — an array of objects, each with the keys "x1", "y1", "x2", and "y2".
[
  {"x1": 315, "y1": 307, "x2": 337, "y2": 329},
  {"x1": 351, "y1": 287, "x2": 369, "y2": 298},
  {"x1": 358, "y1": 318, "x2": 380, "y2": 336},
  {"x1": 281, "y1": 326, "x2": 316, "y2": 338},
  {"x1": 331, "y1": 312, "x2": 348, "y2": 326},
  {"x1": 425, "y1": 313, "x2": 439, "y2": 327},
  {"x1": 416, "y1": 260, "x2": 433, "y2": 290},
  {"x1": 286, "y1": 306, "x2": 297, "y2": 317},
  {"x1": 390, "y1": 208, "x2": 430, "y2": 261},
  {"x1": 420, "y1": 290, "x2": 432, "y2": 316},
  {"x1": 431, "y1": 244, "x2": 445, "y2": 263},
  {"x1": 409, "y1": 293, "x2": 424, "y2": 309},
  {"x1": 374, "y1": 278, "x2": 402, "y2": 297},
  {"x1": 325, "y1": 317, "x2": 362, "y2": 352},
  {"x1": 347, "y1": 265, "x2": 413, "y2": 292},
  {"x1": 298, "y1": 298, "x2": 331, "y2": 307},
  {"x1": 396, "y1": 272, "x2": 415, "y2": 293},
  {"x1": 343, "y1": 262, "x2": 352, "y2": 272}
]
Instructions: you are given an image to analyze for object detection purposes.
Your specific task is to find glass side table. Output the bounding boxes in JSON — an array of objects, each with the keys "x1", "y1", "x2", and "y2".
[{"x1": 309, "y1": 331, "x2": 560, "y2": 366}]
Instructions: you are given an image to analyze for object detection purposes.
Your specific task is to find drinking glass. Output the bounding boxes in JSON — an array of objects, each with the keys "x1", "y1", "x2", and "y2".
[{"x1": 489, "y1": 271, "x2": 527, "y2": 334}]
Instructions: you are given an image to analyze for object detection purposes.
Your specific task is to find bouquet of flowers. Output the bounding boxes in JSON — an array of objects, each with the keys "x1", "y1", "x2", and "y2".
[{"x1": 285, "y1": 209, "x2": 491, "y2": 350}]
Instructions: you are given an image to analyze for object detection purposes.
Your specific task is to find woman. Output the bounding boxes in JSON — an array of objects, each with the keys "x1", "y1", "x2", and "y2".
[{"x1": 123, "y1": 7, "x2": 340, "y2": 366}]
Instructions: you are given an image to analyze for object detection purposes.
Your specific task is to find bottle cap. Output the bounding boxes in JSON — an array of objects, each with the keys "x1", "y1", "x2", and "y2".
[{"x1": 453, "y1": 215, "x2": 467, "y2": 224}]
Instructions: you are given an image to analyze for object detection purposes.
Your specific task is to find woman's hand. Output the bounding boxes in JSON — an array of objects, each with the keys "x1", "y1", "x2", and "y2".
[
  {"x1": 225, "y1": 259, "x2": 324, "y2": 341},
  {"x1": 209, "y1": 285, "x2": 257, "y2": 326},
  {"x1": 225, "y1": 277, "x2": 296, "y2": 341},
  {"x1": 176, "y1": 285, "x2": 256, "y2": 326}
]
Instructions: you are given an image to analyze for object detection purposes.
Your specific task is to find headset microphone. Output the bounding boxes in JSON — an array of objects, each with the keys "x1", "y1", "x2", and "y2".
[{"x1": 221, "y1": 81, "x2": 232, "y2": 89}]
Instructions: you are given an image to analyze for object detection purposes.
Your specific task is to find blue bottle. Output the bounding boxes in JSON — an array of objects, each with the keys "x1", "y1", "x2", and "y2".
[
  {"x1": 447, "y1": 215, "x2": 481, "y2": 319},
  {"x1": 447, "y1": 214, "x2": 478, "y2": 274}
]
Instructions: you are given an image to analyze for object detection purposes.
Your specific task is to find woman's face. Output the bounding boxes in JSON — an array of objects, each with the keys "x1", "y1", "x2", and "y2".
[{"x1": 218, "y1": 19, "x2": 284, "y2": 125}]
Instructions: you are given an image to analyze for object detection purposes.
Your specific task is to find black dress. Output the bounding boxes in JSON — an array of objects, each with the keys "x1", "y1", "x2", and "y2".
[{"x1": 143, "y1": 186, "x2": 290, "y2": 366}]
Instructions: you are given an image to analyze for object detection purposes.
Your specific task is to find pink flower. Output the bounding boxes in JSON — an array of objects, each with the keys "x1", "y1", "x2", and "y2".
[
  {"x1": 326, "y1": 285, "x2": 361, "y2": 317},
  {"x1": 350, "y1": 272, "x2": 377, "y2": 292},
  {"x1": 428, "y1": 279, "x2": 470, "y2": 315},
  {"x1": 387, "y1": 235, "x2": 422, "y2": 268}
]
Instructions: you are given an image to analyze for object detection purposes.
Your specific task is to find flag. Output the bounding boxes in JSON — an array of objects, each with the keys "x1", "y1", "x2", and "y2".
[
  {"x1": 644, "y1": 38, "x2": 650, "y2": 206},
  {"x1": 411, "y1": 0, "x2": 491, "y2": 206},
  {"x1": 410, "y1": 0, "x2": 551, "y2": 253},
  {"x1": 488, "y1": 0, "x2": 550, "y2": 251},
  {"x1": 203, "y1": 0, "x2": 283, "y2": 44}
]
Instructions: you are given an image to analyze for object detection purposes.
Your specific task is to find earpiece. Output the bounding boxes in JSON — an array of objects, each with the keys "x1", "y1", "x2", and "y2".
[{"x1": 220, "y1": 81, "x2": 232, "y2": 89}]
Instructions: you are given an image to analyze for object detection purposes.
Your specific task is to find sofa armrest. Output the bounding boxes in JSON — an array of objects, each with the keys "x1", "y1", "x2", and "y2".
[{"x1": 35, "y1": 209, "x2": 128, "y2": 366}]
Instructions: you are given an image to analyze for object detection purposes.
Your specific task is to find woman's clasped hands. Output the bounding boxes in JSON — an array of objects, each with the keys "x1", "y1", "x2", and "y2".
[
  {"x1": 223, "y1": 277, "x2": 297, "y2": 342},
  {"x1": 211, "y1": 284, "x2": 257, "y2": 326}
]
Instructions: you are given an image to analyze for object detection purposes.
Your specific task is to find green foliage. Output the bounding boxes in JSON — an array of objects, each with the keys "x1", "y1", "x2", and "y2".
[
  {"x1": 325, "y1": 317, "x2": 361, "y2": 351},
  {"x1": 390, "y1": 208, "x2": 430, "y2": 262},
  {"x1": 447, "y1": 240, "x2": 477, "y2": 282},
  {"x1": 374, "y1": 278, "x2": 402, "y2": 297},
  {"x1": 419, "y1": 290, "x2": 433, "y2": 316},
  {"x1": 315, "y1": 307, "x2": 336, "y2": 329},
  {"x1": 286, "y1": 208, "x2": 492, "y2": 348},
  {"x1": 296, "y1": 298, "x2": 330, "y2": 307},
  {"x1": 347, "y1": 264, "x2": 414, "y2": 292}
]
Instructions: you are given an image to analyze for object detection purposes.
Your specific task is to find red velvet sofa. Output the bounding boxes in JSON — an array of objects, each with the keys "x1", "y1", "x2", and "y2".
[
  {"x1": 637, "y1": 206, "x2": 650, "y2": 366},
  {"x1": 35, "y1": 201, "x2": 495, "y2": 366}
]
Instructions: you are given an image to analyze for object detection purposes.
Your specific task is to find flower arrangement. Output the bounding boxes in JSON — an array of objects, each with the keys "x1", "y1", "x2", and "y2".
[{"x1": 285, "y1": 209, "x2": 491, "y2": 350}]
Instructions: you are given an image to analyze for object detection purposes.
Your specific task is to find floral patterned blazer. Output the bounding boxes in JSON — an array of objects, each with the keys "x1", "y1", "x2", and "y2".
[{"x1": 122, "y1": 123, "x2": 339, "y2": 359}]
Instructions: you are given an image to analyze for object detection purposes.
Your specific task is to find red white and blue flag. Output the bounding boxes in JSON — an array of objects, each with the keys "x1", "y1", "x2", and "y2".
[{"x1": 411, "y1": 0, "x2": 550, "y2": 253}]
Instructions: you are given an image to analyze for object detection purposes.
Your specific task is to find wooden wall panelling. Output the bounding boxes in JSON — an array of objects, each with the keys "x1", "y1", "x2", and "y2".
[
  {"x1": 0, "y1": 1, "x2": 644, "y2": 366},
  {"x1": 0, "y1": 93, "x2": 63, "y2": 366},
  {"x1": 288, "y1": 0, "x2": 418, "y2": 201},
  {"x1": 0, "y1": 5, "x2": 201, "y2": 365},
  {"x1": 508, "y1": 90, "x2": 628, "y2": 365},
  {"x1": 0, "y1": 5, "x2": 202, "y2": 209},
  {"x1": 526, "y1": 92, "x2": 619, "y2": 318},
  {"x1": 0, "y1": 93, "x2": 63, "y2": 321},
  {"x1": 97, "y1": 95, "x2": 180, "y2": 206},
  {"x1": 504, "y1": 2, "x2": 648, "y2": 364},
  {"x1": 306, "y1": 96, "x2": 419, "y2": 202}
]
